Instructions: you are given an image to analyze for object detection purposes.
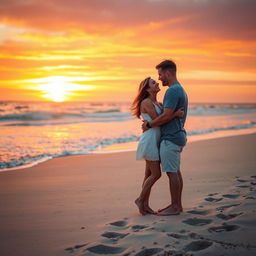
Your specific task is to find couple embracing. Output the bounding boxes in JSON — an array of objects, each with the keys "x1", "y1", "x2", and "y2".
[{"x1": 131, "y1": 60, "x2": 188, "y2": 216}]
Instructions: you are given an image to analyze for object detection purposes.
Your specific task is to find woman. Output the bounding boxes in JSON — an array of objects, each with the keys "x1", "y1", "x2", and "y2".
[{"x1": 131, "y1": 77, "x2": 183, "y2": 215}]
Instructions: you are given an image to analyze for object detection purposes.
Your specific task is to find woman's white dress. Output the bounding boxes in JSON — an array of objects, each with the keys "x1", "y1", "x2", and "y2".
[{"x1": 136, "y1": 104, "x2": 162, "y2": 161}]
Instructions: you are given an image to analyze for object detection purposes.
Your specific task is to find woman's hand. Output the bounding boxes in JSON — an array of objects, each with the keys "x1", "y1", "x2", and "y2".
[{"x1": 141, "y1": 120, "x2": 149, "y2": 132}]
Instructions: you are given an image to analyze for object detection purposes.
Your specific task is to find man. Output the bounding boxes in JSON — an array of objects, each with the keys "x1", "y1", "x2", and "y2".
[{"x1": 142, "y1": 59, "x2": 188, "y2": 215}]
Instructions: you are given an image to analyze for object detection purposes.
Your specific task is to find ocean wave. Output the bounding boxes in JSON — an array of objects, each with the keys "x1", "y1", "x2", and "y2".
[
  {"x1": 95, "y1": 109, "x2": 120, "y2": 113},
  {"x1": 0, "y1": 112, "x2": 71, "y2": 121},
  {"x1": 0, "y1": 110, "x2": 132, "y2": 124},
  {"x1": 0, "y1": 135, "x2": 140, "y2": 170},
  {"x1": 188, "y1": 106, "x2": 256, "y2": 116},
  {"x1": 189, "y1": 103, "x2": 256, "y2": 109},
  {"x1": 0, "y1": 154, "x2": 53, "y2": 169},
  {"x1": 14, "y1": 105, "x2": 29, "y2": 110},
  {"x1": 1, "y1": 123, "x2": 256, "y2": 171},
  {"x1": 187, "y1": 122, "x2": 256, "y2": 135}
]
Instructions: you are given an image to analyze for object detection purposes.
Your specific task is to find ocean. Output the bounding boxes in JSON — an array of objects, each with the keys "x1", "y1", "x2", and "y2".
[{"x1": 0, "y1": 101, "x2": 255, "y2": 171}]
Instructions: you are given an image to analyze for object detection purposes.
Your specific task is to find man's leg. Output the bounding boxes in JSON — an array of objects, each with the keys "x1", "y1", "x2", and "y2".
[
  {"x1": 158, "y1": 170, "x2": 183, "y2": 213},
  {"x1": 158, "y1": 140, "x2": 183, "y2": 215},
  {"x1": 157, "y1": 172, "x2": 181, "y2": 215},
  {"x1": 168, "y1": 172, "x2": 180, "y2": 206},
  {"x1": 177, "y1": 170, "x2": 183, "y2": 211}
]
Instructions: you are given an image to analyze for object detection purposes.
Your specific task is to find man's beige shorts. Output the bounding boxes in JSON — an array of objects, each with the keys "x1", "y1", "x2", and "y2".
[{"x1": 160, "y1": 140, "x2": 183, "y2": 172}]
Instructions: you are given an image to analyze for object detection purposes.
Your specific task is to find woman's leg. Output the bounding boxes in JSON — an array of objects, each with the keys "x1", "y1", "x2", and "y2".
[
  {"x1": 143, "y1": 161, "x2": 154, "y2": 213},
  {"x1": 144, "y1": 161, "x2": 161, "y2": 213},
  {"x1": 135, "y1": 160, "x2": 161, "y2": 215},
  {"x1": 135, "y1": 161, "x2": 151, "y2": 215},
  {"x1": 142, "y1": 161, "x2": 151, "y2": 187}
]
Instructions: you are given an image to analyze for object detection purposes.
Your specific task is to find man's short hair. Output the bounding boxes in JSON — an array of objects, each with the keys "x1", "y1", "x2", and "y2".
[{"x1": 156, "y1": 60, "x2": 176, "y2": 72}]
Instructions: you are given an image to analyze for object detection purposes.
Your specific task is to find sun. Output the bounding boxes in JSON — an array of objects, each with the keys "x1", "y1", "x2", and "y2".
[
  {"x1": 39, "y1": 82, "x2": 70, "y2": 102},
  {"x1": 36, "y1": 76, "x2": 93, "y2": 102}
]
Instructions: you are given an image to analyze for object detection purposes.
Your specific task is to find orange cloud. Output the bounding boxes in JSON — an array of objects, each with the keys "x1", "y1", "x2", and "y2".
[{"x1": 0, "y1": 0, "x2": 255, "y2": 102}]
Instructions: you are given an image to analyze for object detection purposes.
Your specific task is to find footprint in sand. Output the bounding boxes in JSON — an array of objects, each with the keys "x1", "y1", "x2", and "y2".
[
  {"x1": 188, "y1": 232, "x2": 203, "y2": 239},
  {"x1": 246, "y1": 196, "x2": 256, "y2": 200},
  {"x1": 208, "y1": 223, "x2": 240, "y2": 233},
  {"x1": 167, "y1": 233, "x2": 188, "y2": 239},
  {"x1": 216, "y1": 203, "x2": 240, "y2": 212},
  {"x1": 237, "y1": 179, "x2": 249, "y2": 183},
  {"x1": 237, "y1": 185, "x2": 251, "y2": 188},
  {"x1": 101, "y1": 231, "x2": 129, "y2": 240},
  {"x1": 109, "y1": 220, "x2": 128, "y2": 227},
  {"x1": 134, "y1": 248, "x2": 163, "y2": 256},
  {"x1": 65, "y1": 243, "x2": 87, "y2": 252},
  {"x1": 208, "y1": 193, "x2": 218, "y2": 196},
  {"x1": 184, "y1": 240, "x2": 213, "y2": 252},
  {"x1": 204, "y1": 197, "x2": 223, "y2": 202},
  {"x1": 187, "y1": 209, "x2": 211, "y2": 215},
  {"x1": 86, "y1": 244, "x2": 126, "y2": 254},
  {"x1": 131, "y1": 225, "x2": 148, "y2": 232},
  {"x1": 222, "y1": 194, "x2": 240, "y2": 199},
  {"x1": 183, "y1": 218, "x2": 212, "y2": 226},
  {"x1": 216, "y1": 212, "x2": 243, "y2": 220}
]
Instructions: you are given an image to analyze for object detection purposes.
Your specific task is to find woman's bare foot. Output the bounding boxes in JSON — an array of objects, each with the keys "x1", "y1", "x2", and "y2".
[
  {"x1": 157, "y1": 205, "x2": 181, "y2": 216},
  {"x1": 135, "y1": 198, "x2": 147, "y2": 215},
  {"x1": 144, "y1": 205, "x2": 156, "y2": 214}
]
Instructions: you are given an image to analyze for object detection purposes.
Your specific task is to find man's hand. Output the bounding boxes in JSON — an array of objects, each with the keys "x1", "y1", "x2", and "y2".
[
  {"x1": 175, "y1": 107, "x2": 184, "y2": 117},
  {"x1": 142, "y1": 120, "x2": 149, "y2": 132}
]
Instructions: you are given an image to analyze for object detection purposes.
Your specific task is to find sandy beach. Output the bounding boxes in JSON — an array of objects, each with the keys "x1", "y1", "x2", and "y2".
[{"x1": 0, "y1": 133, "x2": 256, "y2": 256}]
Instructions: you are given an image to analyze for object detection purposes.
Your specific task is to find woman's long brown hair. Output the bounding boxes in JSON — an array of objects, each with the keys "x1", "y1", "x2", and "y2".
[{"x1": 131, "y1": 77, "x2": 151, "y2": 119}]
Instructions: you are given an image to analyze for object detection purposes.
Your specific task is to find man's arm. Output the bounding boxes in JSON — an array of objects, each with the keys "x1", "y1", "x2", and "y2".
[
  {"x1": 142, "y1": 107, "x2": 183, "y2": 131},
  {"x1": 149, "y1": 108, "x2": 176, "y2": 127},
  {"x1": 142, "y1": 86, "x2": 183, "y2": 131}
]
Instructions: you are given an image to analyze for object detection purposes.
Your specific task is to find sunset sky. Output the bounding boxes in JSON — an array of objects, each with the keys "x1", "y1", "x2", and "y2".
[{"x1": 0, "y1": 0, "x2": 255, "y2": 103}]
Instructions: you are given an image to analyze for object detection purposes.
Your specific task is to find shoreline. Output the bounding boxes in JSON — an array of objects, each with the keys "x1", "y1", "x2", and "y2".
[{"x1": 1, "y1": 126, "x2": 256, "y2": 173}]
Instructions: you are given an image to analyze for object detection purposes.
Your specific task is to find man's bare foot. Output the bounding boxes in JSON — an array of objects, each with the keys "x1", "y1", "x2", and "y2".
[
  {"x1": 144, "y1": 205, "x2": 156, "y2": 214},
  {"x1": 158, "y1": 204, "x2": 171, "y2": 213},
  {"x1": 156, "y1": 205, "x2": 181, "y2": 216},
  {"x1": 135, "y1": 198, "x2": 147, "y2": 215},
  {"x1": 158, "y1": 204, "x2": 183, "y2": 213}
]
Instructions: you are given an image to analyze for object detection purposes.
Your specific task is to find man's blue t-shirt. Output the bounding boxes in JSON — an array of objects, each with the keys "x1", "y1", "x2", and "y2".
[{"x1": 161, "y1": 82, "x2": 188, "y2": 146}]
